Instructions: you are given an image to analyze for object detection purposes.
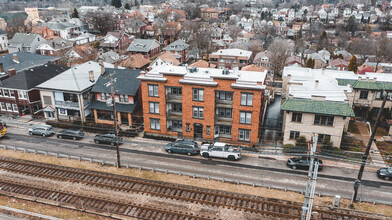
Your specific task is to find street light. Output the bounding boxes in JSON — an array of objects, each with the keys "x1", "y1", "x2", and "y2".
[{"x1": 366, "y1": 121, "x2": 372, "y2": 135}]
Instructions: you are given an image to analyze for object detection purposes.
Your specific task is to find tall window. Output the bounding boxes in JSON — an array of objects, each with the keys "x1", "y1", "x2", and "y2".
[
  {"x1": 0, "y1": 102, "x2": 5, "y2": 111},
  {"x1": 289, "y1": 131, "x2": 300, "y2": 140},
  {"x1": 216, "y1": 91, "x2": 233, "y2": 101},
  {"x1": 12, "y1": 104, "x2": 18, "y2": 112},
  {"x1": 240, "y1": 111, "x2": 252, "y2": 124},
  {"x1": 3, "y1": 89, "x2": 9, "y2": 97},
  {"x1": 216, "y1": 108, "x2": 232, "y2": 118},
  {"x1": 18, "y1": 91, "x2": 27, "y2": 99},
  {"x1": 149, "y1": 102, "x2": 159, "y2": 114},
  {"x1": 193, "y1": 106, "x2": 204, "y2": 119},
  {"x1": 216, "y1": 125, "x2": 231, "y2": 135},
  {"x1": 239, "y1": 129, "x2": 250, "y2": 141},
  {"x1": 172, "y1": 103, "x2": 182, "y2": 112},
  {"x1": 9, "y1": 90, "x2": 15, "y2": 98},
  {"x1": 359, "y1": 91, "x2": 368, "y2": 99},
  {"x1": 169, "y1": 87, "x2": 182, "y2": 96},
  {"x1": 148, "y1": 84, "x2": 159, "y2": 97},
  {"x1": 291, "y1": 113, "x2": 302, "y2": 122},
  {"x1": 241, "y1": 93, "x2": 253, "y2": 106},
  {"x1": 6, "y1": 103, "x2": 11, "y2": 111},
  {"x1": 150, "y1": 118, "x2": 160, "y2": 130},
  {"x1": 193, "y1": 88, "x2": 204, "y2": 101},
  {"x1": 314, "y1": 115, "x2": 334, "y2": 126}
]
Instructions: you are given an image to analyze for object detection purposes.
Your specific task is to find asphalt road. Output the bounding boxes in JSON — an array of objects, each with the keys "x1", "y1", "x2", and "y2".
[{"x1": 2, "y1": 126, "x2": 392, "y2": 205}]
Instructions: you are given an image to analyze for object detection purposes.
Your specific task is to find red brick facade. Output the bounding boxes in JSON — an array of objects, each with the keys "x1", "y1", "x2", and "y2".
[{"x1": 139, "y1": 74, "x2": 265, "y2": 144}]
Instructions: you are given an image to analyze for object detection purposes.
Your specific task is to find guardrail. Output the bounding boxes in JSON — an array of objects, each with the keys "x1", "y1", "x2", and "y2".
[{"x1": 1, "y1": 144, "x2": 392, "y2": 207}]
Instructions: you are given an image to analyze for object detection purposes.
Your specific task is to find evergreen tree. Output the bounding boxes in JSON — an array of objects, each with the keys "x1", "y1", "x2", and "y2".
[
  {"x1": 124, "y1": 2, "x2": 130, "y2": 9},
  {"x1": 347, "y1": 16, "x2": 357, "y2": 36},
  {"x1": 71, "y1": 8, "x2": 79, "y2": 18},
  {"x1": 348, "y1": 55, "x2": 358, "y2": 72},
  {"x1": 134, "y1": 0, "x2": 139, "y2": 7},
  {"x1": 111, "y1": 0, "x2": 122, "y2": 8}
]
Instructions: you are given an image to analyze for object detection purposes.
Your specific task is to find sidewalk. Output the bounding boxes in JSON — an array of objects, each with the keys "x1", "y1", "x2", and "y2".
[{"x1": 356, "y1": 121, "x2": 386, "y2": 168}]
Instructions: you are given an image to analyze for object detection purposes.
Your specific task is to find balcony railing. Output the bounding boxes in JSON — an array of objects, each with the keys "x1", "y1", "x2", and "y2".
[
  {"x1": 166, "y1": 94, "x2": 182, "y2": 102},
  {"x1": 167, "y1": 127, "x2": 182, "y2": 132},
  {"x1": 55, "y1": 100, "x2": 79, "y2": 108},
  {"x1": 167, "y1": 110, "x2": 182, "y2": 116},
  {"x1": 216, "y1": 99, "x2": 233, "y2": 105}
]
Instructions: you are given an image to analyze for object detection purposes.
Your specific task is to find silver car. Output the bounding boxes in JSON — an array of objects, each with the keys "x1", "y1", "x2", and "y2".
[{"x1": 29, "y1": 125, "x2": 55, "y2": 137}]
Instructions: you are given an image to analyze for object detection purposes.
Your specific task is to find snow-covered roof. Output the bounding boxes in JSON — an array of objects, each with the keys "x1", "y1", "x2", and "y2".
[{"x1": 211, "y1": 48, "x2": 252, "y2": 58}]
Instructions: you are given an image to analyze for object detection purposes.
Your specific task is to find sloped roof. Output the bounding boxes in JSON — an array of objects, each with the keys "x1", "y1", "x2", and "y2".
[
  {"x1": 281, "y1": 98, "x2": 354, "y2": 117},
  {"x1": 329, "y1": 58, "x2": 348, "y2": 67},
  {"x1": 91, "y1": 68, "x2": 141, "y2": 95},
  {"x1": 356, "y1": 66, "x2": 375, "y2": 75},
  {"x1": 0, "y1": 64, "x2": 69, "y2": 90},
  {"x1": 9, "y1": 33, "x2": 44, "y2": 47},
  {"x1": 127, "y1": 39, "x2": 160, "y2": 53},
  {"x1": 157, "y1": 52, "x2": 180, "y2": 66},
  {"x1": 120, "y1": 54, "x2": 150, "y2": 68},
  {"x1": 241, "y1": 64, "x2": 267, "y2": 72},
  {"x1": 163, "y1": 39, "x2": 189, "y2": 51},
  {"x1": 88, "y1": 100, "x2": 137, "y2": 113},
  {"x1": 189, "y1": 60, "x2": 212, "y2": 68},
  {"x1": 0, "y1": 52, "x2": 59, "y2": 76}
]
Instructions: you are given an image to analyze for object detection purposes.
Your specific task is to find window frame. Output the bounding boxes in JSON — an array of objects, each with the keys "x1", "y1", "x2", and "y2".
[
  {"x1": 216, "y1": 91, "x2": 233, "y2": 101},
  {"x1": 149, "y1": 102, "x2": 159, "y2": 114},
  {"x1": 291, "y1": 112, "x2": 302, "y2": 123},
  {"x1": 3, "y1": 89, "x2": 9, "y2": 97},
  {"x1": 0, "y1": 102, "x2": 5, "y2": 111},
  {"x1": 148, "y1": 84, "x2": 159, "y2": 97},
  {"x1": 359, "y1": 90, "x2": 368, "y2": 99},
  {"x1": 289, "y1": 131, "x2": 300, "y2": 140},
  {"x1": 239, "y1": 111, "x2": 252, "y2": 124},
  {"x1": 6, "y1": 103, "x2": 12, "y2": 111},
  {"x1": 12, "y1": 103, "x2": 18, "y2": 112},
  {"x1": 239, "y1": 129, "x2": 251, "y2": 141},
  {"x1": 192, "y1": 106, "x2": 204, "y2": 119},
  {"x1": 18, "y1": 90, "x2": 27, "y2": 99},
  {"x1": 192, "y1": 88, "x2": 204, "y2": 102},
  {"x1": 150, "y1": 118, "x2": 160, "y2": 130},
  {"x1": 216, "y1": 108, "x2": 232, "y2": 118},
  {"x1": 240, "y1": 93, "x2": 253, "y2": 106},
  {"x1": 314, "y1": 115, "x2": 334, "y2": 126}
]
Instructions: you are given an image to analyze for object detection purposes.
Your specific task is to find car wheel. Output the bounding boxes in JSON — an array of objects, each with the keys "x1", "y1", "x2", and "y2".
[
  {"x1": 58, "y1": 136, "x2": 62, "y2": 139},
  {"x1": 291, "y1": 166, "x2": 297, "y2": 170},
  {"x1": 167, "y1": 150, "x2": 172, "y2": 153},
  {"x1": 73, "y1": 137, "x2": 76, "y2": 140},
  {"x1": 42, "y1": 133, "x2": 46, "y2": 137},
  {"x1": 29, "y1": 131, "x2": 32, "y2": 135},
  {"x1": 228, "y1": 155, "x2": 235, "y2": 161},
  {"x1": 95, "y1": 140, "x2": 99, "y2": 144},
  {"x1": 202, "y1": 153, "x2": 209, "y2": 158},
  {"x1": 187, "y1": 152, "x2": 192, "y2": 156},
  {"x1": 385, "y1": 177, "x2": 390, "y2": 181}
]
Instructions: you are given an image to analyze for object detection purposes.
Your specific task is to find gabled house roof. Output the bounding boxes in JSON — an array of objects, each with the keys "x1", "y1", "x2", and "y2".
[
  {"x1": 0, "y1": 63, "x2": 69, "y2": 90},
  {"x1": 0, "y1": 52, "x2": 59, "y2": 76},
  {"x1": 91, "y1": 68, "x2": 141, "y2": 95},
  {"x1": 329, "y1": 58, "x2": 348, "y2": 67},
  {"x1": 155, "y1": 52, "x2": 180, "y2": 66},
  {"x1": 127, "y1": 39, "x2": 160, "y2": 53},
  {"x1": 9, "y1": 33, "x2": 46, "y2": 48},
  {"x1": 163, "y1": 39, "x2": 189, "y2": 51},
  {"x1": 36, "y1": 61, "x2": 122, "y2": 93},
  {"x1": 120, "y1": 54, "x2": 151, "y2": 69}
]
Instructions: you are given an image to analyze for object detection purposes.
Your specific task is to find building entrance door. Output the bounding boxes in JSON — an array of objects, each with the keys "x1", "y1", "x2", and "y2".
[{"x1": 194, "y1": 124, "x2": 203, "y2": 139}]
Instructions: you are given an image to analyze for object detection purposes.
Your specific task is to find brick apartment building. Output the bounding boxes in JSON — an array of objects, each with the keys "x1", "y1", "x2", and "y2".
[
  {"x1": 137, "y1": 66, "x2": 267, "y2": 144},
  {"x1": 209, "y1": 49, "x2": 252, "y2": 70}
]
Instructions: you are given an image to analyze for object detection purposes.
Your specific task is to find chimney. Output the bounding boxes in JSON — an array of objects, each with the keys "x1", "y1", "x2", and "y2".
[
  {"x1": 0, "y1": 63, "x2": 4, "y2": 73},
  {"x1": 8, "y1": 68, "x2": 16, "y2": 77},
  {"x1": 114, "y1": 63, "x2": 118, "y2": 69},
  {"x1": 99, "y1": 60, "x2": 105, "y2": 75},
  {"x1": 315, "y1": 80, "x2": 319, "y2": 88},
  {"x1": 89, "y1": 70, "x2": 95, "y2": 82},
  {"x1": 52, "y1": 41, "x2": 56, "y2": 48},
  {"x1": 13, "y1": 54, "x2": 19, "y2": 63}
]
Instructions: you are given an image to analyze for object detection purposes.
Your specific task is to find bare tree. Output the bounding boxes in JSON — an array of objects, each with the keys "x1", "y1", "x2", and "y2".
[
  {"x1": 82, "y1": 10, "x2": 115, "y2": 35},
  {"x1": 347, "y1": 39, "x2": 374, "y2": 63},
  {"x1": 268, "y1": 38, "x2": 294, "y2": 79},
  {"x1": 6, "y1": 17, "x2": 31, "y2": 39}
]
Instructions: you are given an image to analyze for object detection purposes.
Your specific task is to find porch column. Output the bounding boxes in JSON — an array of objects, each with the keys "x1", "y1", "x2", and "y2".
[
  {"x1": 128, "y1": 113, "x2": 132, "y2": 126},
  {"x1": 93, "y1": 109, "x2": 98, "y2": 124}
]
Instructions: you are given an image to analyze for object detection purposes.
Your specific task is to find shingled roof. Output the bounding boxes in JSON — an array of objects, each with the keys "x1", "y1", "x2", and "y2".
[{"x1": 281, "y1": 98, "x2": 354, "y2": 117}]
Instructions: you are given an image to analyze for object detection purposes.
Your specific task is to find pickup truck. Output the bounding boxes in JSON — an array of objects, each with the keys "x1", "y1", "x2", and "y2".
[{"x1": 200, "y1": 142, "x2": 241, "y2": 161}]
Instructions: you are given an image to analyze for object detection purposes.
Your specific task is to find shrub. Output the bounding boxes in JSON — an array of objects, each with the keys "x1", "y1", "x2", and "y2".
[{"x1": 295, "y1": 136, "x2": 307, "y2": 147}]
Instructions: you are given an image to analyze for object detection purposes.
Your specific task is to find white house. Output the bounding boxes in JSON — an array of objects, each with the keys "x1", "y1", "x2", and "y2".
[
  {"x1": 8, "y1": 33, "x2": 47, "y2": 54},
  {"x1": 0, "y1": 29, "x2": 8, "y2": 53}
]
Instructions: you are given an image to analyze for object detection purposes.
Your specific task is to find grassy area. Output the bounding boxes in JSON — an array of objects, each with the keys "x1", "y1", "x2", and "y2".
[
  {"x1": 375, "y1": 141, "x2": 392, "y2": 166},
  {"x1": 347, "y1": 121, "x2": 360, "y2": 134},
  {"x1": 340, "y1": 135, "x2": 366, "y2": 152},
  {"x1": 0, "y1": 149, "x2": 391, "y2": 217},
  {"x1": 370, "y1": 125, "x2": 388, "y2": 137}
]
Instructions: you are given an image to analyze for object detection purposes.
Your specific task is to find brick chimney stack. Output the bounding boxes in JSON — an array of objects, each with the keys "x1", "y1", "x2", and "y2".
[
  {"x1": 8, "y1": 68, "x2": 16, "y2": 77},
  {"x1": 0, "y1": 63, "x2": 4, "y2": 73}
]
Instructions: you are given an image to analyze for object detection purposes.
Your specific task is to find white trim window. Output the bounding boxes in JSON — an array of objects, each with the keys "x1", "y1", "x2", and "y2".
[
  {"x1": 18, "y1": 90, "x2": 27, "y2": 99},
  {"x1": 239, "y1": 129, "x2": 251, "y2": 141},
  {"x1": 9, "y1": 90, "x2": 15, "y2": 98},
  {"x1": 3, "y1": 89, "x2": 9, "y2": 97},
  {"x1": 0, "y1": 102, "x2": 5, "y2": 111},
  {"x1": 12, "y1": 104, "x2": 18, "y2": 112},
  {"x1": 150, "y1": 118, "x2": 160, "y2": 130},
  {"x1": 149, "y1": 102, "x2": 159, "y2": 114},
  {"x1": 6, "y1": 103, "x2": 12, "y2": 111},
  {"x1": 239, "y1": 111, "x2": 252, "y2": 124}
]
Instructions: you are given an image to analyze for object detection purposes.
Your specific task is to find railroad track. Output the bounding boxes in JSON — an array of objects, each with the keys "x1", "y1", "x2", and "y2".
[
  {"x1": 0, "y1": 156, "x2": 386, "y2": 220},
  {"x1": 0, "y1": 178, "x2": 208, "y2": 220}
]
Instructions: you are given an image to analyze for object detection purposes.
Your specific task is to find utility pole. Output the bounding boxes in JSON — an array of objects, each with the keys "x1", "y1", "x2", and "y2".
[
  {"x1": 106, "y1": 72, "x2": 121, "y2": 168},
  {"x1": 302, "y1": 133, "x2": 319, "y2": 220},
  {"x1": 350, "y1": 90, "x2": 388, "y2": 207}
]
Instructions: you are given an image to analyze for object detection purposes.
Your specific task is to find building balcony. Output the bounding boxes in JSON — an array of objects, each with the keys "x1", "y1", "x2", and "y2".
[
  {"x1": 55, "y1": 100, "x2": 80, "y2": 109},
  {"x1": 166, "y1": 94, "x2": 182, "y2": 102},
  {"x1": 167, "y1": 126, "x2": 182, "y2": 132},
  {"x1": 167, "y1": 110, "x2": 182, "y2": 120},
  {"x1": 215, "y1": 117, "x2": 232, "y2": 126}
]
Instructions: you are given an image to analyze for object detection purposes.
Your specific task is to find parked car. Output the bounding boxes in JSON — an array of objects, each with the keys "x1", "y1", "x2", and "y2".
[
  {"x1": 57, "y1": 129, "x2": 84, "y2": 140},
  {"x1": 377, "y1": 167, "x2": 392, "y2": 180},
  {"x1": 287, "y1": 156, "x2": 323, "y2": 171},
  {"x1": 29, "y1": 125, "x2": 55, "y2": 137},
  {"x1": 94, "y1": 133, "x2": 124, "y2": 146},
  {"x1": 200, "y1": 142, "x2": 241, "y2": 161},
  {"x1": 165, "y1": 140, "x2": 199, "y2": 156}
]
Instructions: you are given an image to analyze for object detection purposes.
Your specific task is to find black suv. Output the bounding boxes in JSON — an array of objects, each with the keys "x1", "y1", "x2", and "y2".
[
  {"x1": 57, "y1": 129, "x2": 84, "y2": 140},
  {"x1": 94, "y1": 133, "x2": 124, "y2": 146},
  {"x1": 287, "y1": 156, "x2": 323, "y2": 171}
]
